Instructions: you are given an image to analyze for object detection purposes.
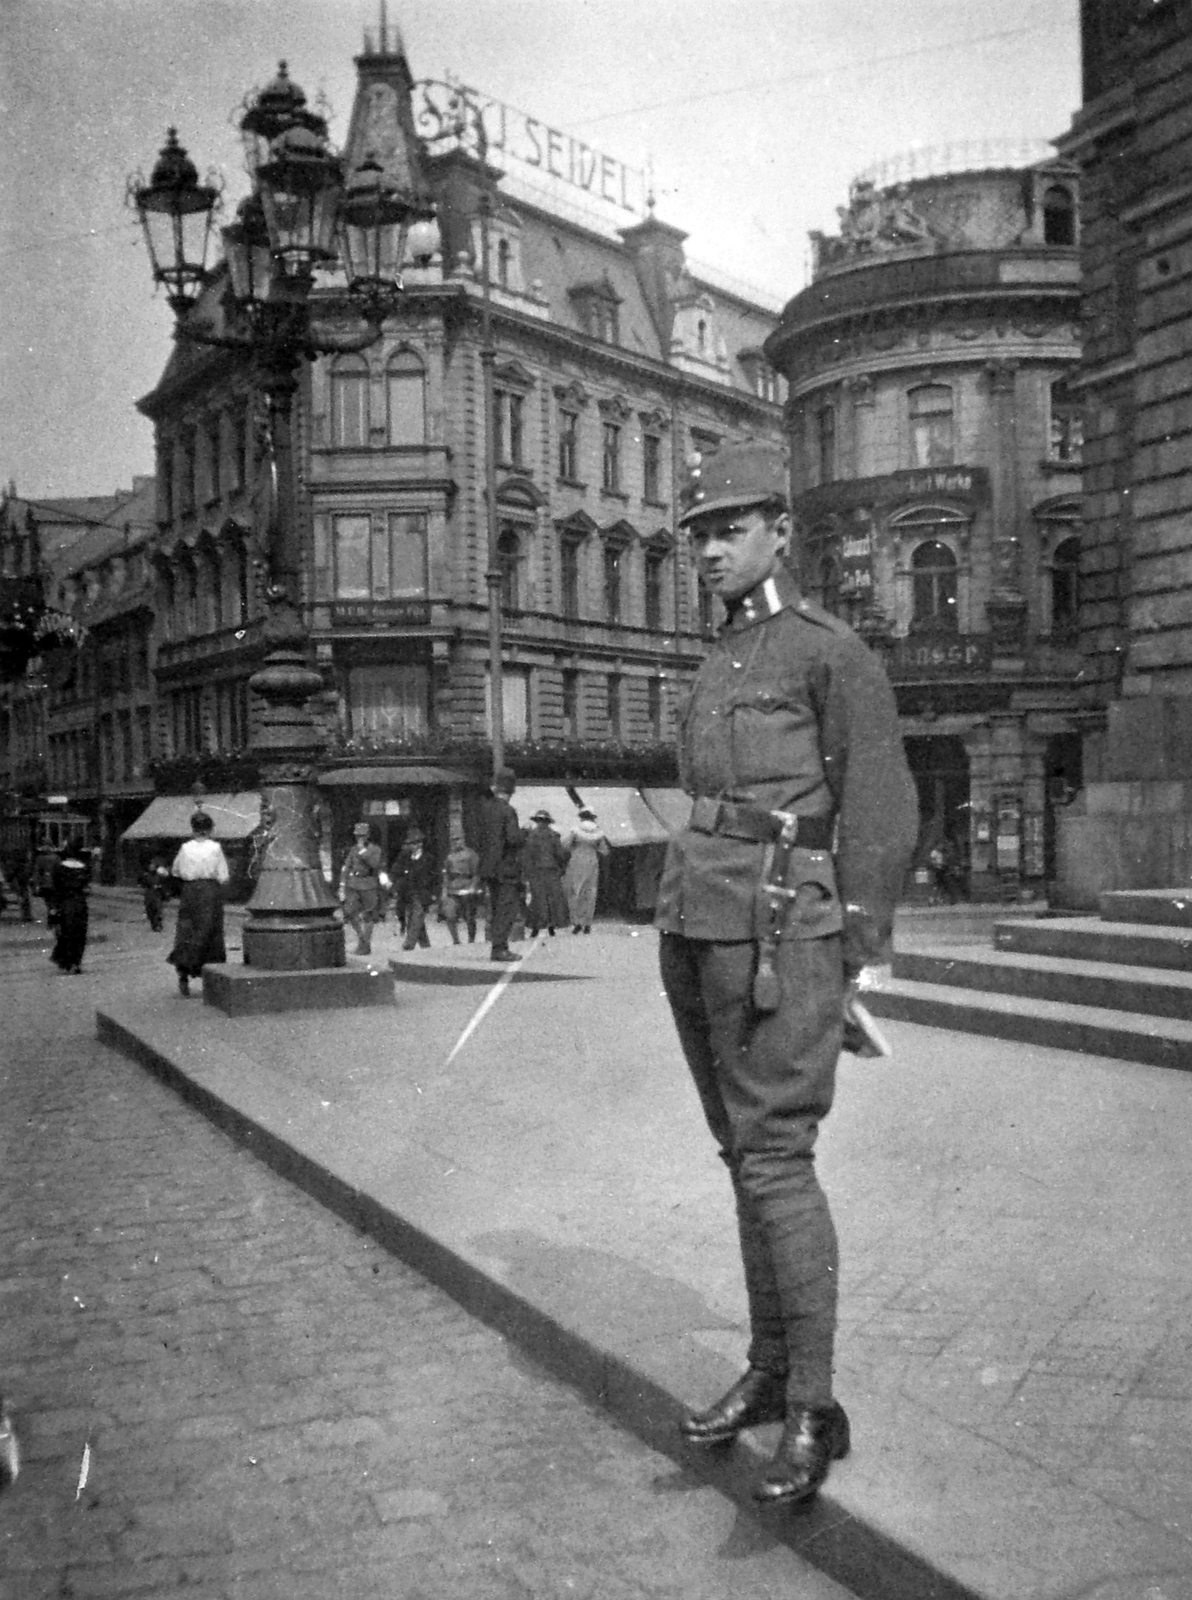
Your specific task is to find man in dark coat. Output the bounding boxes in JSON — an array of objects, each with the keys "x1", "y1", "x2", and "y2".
[
  {"x1": 476, "y1": 768, "x2": 524, "y2": 962},
  {"x1": 394, "y1": 827, "x2": 436, "y2": 951},
  {"x1": 657, "y1": 439, "x2": 918, "y2": 1508}
]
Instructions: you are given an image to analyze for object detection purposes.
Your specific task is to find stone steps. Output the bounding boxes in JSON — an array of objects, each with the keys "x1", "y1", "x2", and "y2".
[
  {"x1": 863, "y1": 971, "x2": 1192, "y2": 1071},
  {"x1": 893, "y1": 945, "x2": 1192, "y2": 1020},
  {"x1": 992, "y1": 916, "x2": 1192, "y2": 971}
]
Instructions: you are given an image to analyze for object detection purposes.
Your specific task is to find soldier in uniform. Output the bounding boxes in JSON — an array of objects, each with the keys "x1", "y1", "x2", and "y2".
[{"x1": 656, "y1": 439, "x2": 918, "y2": 1508}]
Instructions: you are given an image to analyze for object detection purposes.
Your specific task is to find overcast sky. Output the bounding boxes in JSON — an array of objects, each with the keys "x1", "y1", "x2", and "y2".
[{"x1": 1, "y1": 0, "x2": 1079, "y2": 500}]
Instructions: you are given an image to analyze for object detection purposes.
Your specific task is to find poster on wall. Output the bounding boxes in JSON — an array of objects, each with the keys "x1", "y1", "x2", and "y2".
[
  {"x1": 840, "y1": 509, "x2": 875, "y2": 601},
  {"x1": 995, "y1": 793, "x2": 1022, "y2": 874}
]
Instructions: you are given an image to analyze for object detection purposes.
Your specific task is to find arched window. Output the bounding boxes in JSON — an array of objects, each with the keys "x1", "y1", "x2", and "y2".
[
  {"x1": 205, "y1": 547, "x2": 224, "y2": 630},
  {"x1": 330, "y1": 355, "x2": 369, "y2": 447},
  {"x1": 1042, "y1": 185, "x2": 1076, "y2": 247},
  {"x1": 497, "y1": 237, "x2": 511, "y2": 289},
  {"x1": 178, "y1": 557, "x2": 198, "y2": 636},
  {"x1": 911, "y1": 540, "x2": 958, "y2": 632},
  {"x1": 386, "y1": 349, "x2": 426, "y2": 446},
  {"x1": 497, "y1": 527, "x2": 521, "y2": 612},
  {"x1": 1051, "y1": 535, "x2": 1081, "y2": 635},
  {"x1": 909, "y1": 384, "x2": 954, "y2": 467}
]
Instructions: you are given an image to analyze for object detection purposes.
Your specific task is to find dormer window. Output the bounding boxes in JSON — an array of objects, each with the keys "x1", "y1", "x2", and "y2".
[
  {"x1": 739, "y1": 350, "x2": 781, "y2": 403},
  {"x1": 571, "y1": 277, "x2": 622, "y2": 345}
]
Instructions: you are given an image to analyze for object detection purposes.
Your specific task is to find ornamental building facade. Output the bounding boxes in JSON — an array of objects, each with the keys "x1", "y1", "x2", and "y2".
[
  {"x1": 134, "y1": 24, "x2": 784, "y2": 887},
  {"x1": 1053, "y1": 0, "x2": 1192, "y2": 903},
  {"x1": 764, "y1": 149, "x2": 1085, "y2": 900}
]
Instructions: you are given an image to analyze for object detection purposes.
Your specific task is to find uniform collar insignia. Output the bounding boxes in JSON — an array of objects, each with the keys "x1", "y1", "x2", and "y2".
[{"x1": 727, "y1": 568, "x2": 800, "y2": 629}]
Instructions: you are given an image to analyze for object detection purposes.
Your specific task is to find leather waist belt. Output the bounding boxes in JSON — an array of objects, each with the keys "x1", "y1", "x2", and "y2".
[{"x1": 688, "y1": 797, "x2": 834, "y2": 850}]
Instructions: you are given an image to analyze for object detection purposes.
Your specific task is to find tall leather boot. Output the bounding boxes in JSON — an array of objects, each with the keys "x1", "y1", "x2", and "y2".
[{"x1": 752, "y1": 1401, "x2": 850, "y2": 1506}]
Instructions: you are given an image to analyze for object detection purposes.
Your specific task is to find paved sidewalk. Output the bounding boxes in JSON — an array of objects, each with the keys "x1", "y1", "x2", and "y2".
[{"x1": 96, "y1": 917, "x2": 1192, "y2": 1600}]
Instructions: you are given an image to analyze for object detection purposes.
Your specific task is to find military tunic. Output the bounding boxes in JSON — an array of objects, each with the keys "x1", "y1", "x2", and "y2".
[{"x1": 656, "y1": 565, "x2": 917, "y2": 1404}]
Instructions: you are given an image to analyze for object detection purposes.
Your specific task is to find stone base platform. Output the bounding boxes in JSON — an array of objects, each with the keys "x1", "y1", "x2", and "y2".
[{"x1": 201, "y1": 962, "x2": 395, "y2": 1015}]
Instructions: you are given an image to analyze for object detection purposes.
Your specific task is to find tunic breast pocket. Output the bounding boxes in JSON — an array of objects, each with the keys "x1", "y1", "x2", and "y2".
[{"x1": 729, "y1": 689, "x2": 819, "y2": 787}]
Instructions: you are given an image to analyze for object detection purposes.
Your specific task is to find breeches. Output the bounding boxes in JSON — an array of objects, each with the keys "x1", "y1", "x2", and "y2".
[{"x1": 659, "y1": 931, "x2": 845, "y2": 1403}]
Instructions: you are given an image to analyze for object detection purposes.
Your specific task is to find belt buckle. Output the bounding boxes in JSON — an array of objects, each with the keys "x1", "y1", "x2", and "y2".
[{"x1": 769, "y1": 808, "x2": 799, "y2": 846}]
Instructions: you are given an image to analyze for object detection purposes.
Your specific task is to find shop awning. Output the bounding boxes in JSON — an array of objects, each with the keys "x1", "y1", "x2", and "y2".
[
  {"x1": 318, "y1": 765, "x2": 471, "y2": 788},
  {"x1": 121, "y1": 792, "x2": 261, "y2": 842},
  {"x1": 640, "y1": 788, "x2": 692, "y2": 835},
  {"x1": 509, "y1": 786, "x2": 584, "y2": 832},
  {"x1": 572, "y1": 787, "x2": 671, "y2": 847}
]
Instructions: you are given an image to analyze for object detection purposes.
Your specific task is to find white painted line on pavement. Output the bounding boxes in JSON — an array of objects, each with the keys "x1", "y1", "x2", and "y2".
[{"x1": 445, "y1": 934, "x2": 545, "y2": 1064}]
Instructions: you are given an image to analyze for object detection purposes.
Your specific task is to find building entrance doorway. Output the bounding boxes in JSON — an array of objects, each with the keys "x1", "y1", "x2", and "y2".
[{"x1": 904, "y1": 734, "x2": 971, "y2": 900}]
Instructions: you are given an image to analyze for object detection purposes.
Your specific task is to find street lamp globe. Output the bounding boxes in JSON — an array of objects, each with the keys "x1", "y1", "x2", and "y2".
[
  {"x1": 338, "y1": 154, "x2": 426, "y2": 300},
  {"x1": 221, "y1": 194, "x2": 274, "y2": 310},
  {"x1": 131, "y1": 129, "x2": 220, "y2": 315},
  {"x1": 256, "y1": 124, "x2": 343, "y2": 281}
]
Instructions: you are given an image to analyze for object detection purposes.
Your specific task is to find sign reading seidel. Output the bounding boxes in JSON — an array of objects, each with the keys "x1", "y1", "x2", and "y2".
[{"x1": 417, "y1": 79, "x2": 647, "y2": 217}]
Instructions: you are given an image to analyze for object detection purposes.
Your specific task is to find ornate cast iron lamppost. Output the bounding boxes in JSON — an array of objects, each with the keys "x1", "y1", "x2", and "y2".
[{"x1": 132, "y1": 63, "x2": 433, "y2": 975}]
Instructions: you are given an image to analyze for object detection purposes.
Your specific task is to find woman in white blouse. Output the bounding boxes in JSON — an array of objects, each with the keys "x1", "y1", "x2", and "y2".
[{"x1": 168, "y1": 811, "x2": 230, "y2": 996}]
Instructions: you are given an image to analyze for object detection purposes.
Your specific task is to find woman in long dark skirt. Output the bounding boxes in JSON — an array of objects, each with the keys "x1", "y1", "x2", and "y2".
[
  {"x1": 168, "y1": 810, "x2": 229, "y2": 996},
  {"x1": 49, "y1": 841, "x2": 91, "y2": 974}
]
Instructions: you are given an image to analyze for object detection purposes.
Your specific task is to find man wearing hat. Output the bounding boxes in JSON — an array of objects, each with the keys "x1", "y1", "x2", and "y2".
[
  {"x1": 393, "y1": 827, "x2": 436, "y2": 952},
  {"x1": 656, "y1": 438, "x2": 918, "y2": 1507},
  {"x1": 341, "y1": 821, "x2": 384, "y2": 956},
  {"x1": 476, "y1": 768, "x2": 524, "y2": 962}
]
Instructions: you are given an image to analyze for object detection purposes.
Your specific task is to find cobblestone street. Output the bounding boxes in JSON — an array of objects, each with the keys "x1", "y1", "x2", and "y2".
[{"x1": 0, "y1": 904, "x2": 854, "y2": 1600}]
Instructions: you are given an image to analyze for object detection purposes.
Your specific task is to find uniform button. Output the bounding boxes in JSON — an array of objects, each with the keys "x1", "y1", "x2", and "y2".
[{"x1": 732, "y1": 660, "x2": 743, "y2": 670}]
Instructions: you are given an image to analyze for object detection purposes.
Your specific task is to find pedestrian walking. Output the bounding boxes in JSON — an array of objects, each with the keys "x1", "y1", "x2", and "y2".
[
  {"x1": 167, "y1": 811, "x2": 230, "y2": 997},
  {"x1": 441, "y1": 834, "x2": 482, "y2": 945},
  {"x1": 48, "y1": 841, "x2": 91, "y2": 974},
  {"x1": 657, "y1": 440, "x2": 918, "y2": 1508},
  {"x1": 523, "y1": 810, "x2": 569, "y2": 937},
  {"x1": 341, "y1": 821, "x2": 383, "y2": 956},
  {"x1": 476, "y1": 768, "x2": 524, "y2": 963},
  {"x1": 563, "y1": 808, "x2": 609, "y2": 933},
  {"x1": 395, "y1": 828, "x2": 436, "y2": 950},
  {"x1": 140, "y1": 854, "x2": 172, "y2": 932}
]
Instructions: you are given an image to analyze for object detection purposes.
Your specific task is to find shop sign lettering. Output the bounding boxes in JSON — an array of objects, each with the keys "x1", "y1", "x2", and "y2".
[
  {"x1": 890, "y1": 634, "x2": 991, "y2": 677},
  {"x1": 330, "y1": 600, "x2": 431, "y2": 627}
]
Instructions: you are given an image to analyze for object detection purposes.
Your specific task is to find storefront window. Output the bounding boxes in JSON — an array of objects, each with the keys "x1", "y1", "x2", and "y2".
[{"x1": 348, "y1": 663, "x2": 430, "y2": 741}]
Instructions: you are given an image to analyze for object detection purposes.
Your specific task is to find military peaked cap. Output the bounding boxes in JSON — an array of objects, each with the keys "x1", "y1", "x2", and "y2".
[{"x1": 679, "y1": 438, "x2": 790, "y2": 527}]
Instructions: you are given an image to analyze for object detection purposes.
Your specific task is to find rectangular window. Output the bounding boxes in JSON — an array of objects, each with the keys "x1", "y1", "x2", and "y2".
[
  {"x1": 117, "y1": 710, "x2": 133, "y2": 782},
  {"x1": 558, "y1": 410, "x2": 579, "y2": 480},
  {"x1": 562, "y1": 668, "x2": 579, "y2": 738},
  {"x1": 207, "y1": 416, "x2": 222, "y2": 502},
  {"x1": 561, "y1": 538, "x2": 581, "y2": 619},
  {"x1": 333, "y1": 515, "x2": 372, "y2": 600},
  {"x1": 643, "y1": 433, "x2": 662, "y2": 503},
  {"x1": 136, "y1": 705, "x2": 151, "y2": 776},
  {"x1": 607, "y1": 673, "x2": 622, "y2": 739},
  {"x1": 231, "y1": 408, "x2": 248, "y2": 491},
  {"x1": 331, "y1": 364, "x2": 369, "y2": 447},
  {"x1": 1049, "y1": 379, "x2": 1083, "y2": 462},
  {"x1": 909, "y1": 385, "x2": 954, "y2": 467},
  {"x1": 603, "y1": 543, "x2": 623, "y2": 622},
  {"x1": 497, "y1": 392, "x2": 524, "y2": 467},
  {"x1": 644, "y1": 550, "x2": 665, "y2": 630},
  {"x1": 180, "y1": 431, "x2": 196, "y2": 512},
  {"x1": 388, "y1": 513, "x2": 429, "y2": 596},
  {"x1": 602, "y1": 422, "x2": 621, "y2": 492},
  {"x1": 816, "y1": 405, "x2": 836, "y2": 485},
  {"x1": 647, "y1": 676, "x2": 662, "y2": 740},
  {"x1": 486, "y1": 665, "x2": 529, "y2": 741},
  {"x1": 348, "y1": 663, "x2": 430, "y2": 742}
]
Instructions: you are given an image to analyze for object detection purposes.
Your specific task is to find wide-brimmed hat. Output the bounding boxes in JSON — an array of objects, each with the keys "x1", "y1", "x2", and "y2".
[
  {"x1": 578, "y1": 808, "x2": 597, "y2": 821},
  {"x1": 530, "y1": 809, "x2": 553, "y2": 823}
]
